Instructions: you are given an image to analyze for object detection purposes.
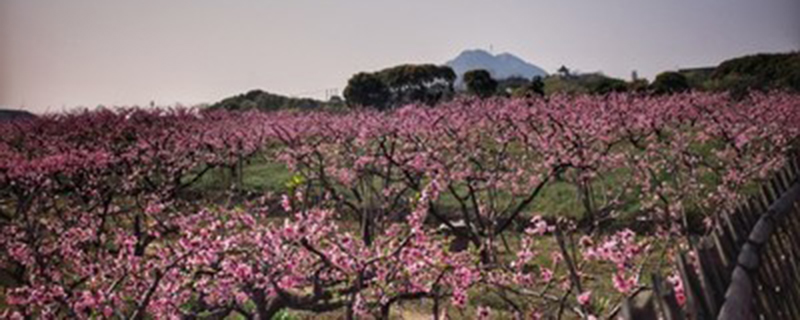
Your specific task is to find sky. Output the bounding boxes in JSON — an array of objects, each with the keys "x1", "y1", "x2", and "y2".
[{"x1": 1, "y1": 0, "x2": 798, "y2": 113}]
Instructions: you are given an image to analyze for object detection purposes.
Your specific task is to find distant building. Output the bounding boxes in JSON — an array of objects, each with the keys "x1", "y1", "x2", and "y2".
[{"x1": 557, "y1": 65, "x2": 571, "y2": 77}]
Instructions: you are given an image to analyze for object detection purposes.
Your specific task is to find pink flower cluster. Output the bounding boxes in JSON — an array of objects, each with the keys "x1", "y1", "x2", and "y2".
[
  {"x1": 582, "y1": 229, "x2": 648, "y2": 293},
  {"x1": 1, "y1": 92, "x2": 799, "y2": 318}
]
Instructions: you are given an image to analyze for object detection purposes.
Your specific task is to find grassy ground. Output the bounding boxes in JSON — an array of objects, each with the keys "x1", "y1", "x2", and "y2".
[
  {"x1": 183, "y1": 153, "x2": 681, "y2": 318},
  {"x1": 191, "y1": 154, "x2": 633, "y2": 219},
  {"x1": 191, "y1": 156, "x2": 294, "y2": 193},
  {"x1": 171, "y1": 153, "x2": 694, "y2": 319},
  {"x1": 274, "y1": 231, "x2": 671, "y2": 319}
]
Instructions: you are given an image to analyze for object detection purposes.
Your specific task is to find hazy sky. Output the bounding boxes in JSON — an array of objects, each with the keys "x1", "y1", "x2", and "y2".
[{"x1": 1, "y1": 1, "x2": 798, "y2": 113}]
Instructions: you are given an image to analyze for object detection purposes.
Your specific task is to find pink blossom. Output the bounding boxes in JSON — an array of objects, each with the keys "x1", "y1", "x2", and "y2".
[
  {"x1": 477, "y1": 306, "x2": 492, "y2": 320},
  {"x1": 668, "y1": 274, "x2": 686, "y2": 306},
  {"x1": 540, "y1": 268, "x2": 554, "y2": 282},
  {"x1": 577, "y1": 290, "x2": 592, "y2": 306}
]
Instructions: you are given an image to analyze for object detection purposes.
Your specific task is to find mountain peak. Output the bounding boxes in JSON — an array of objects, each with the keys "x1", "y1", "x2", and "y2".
[
  {"x1": 446, "y1": 49, "x2": 547, "y2": 83},
  {"x1": 455, "y1": 49, "x2": 494, "y2": 58}
]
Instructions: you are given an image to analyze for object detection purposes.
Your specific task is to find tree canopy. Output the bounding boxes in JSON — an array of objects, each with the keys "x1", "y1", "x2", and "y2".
[
  {"x1": 463, "y1": 69, "x2": 498, "y2": 98},
  {"x1": 710, "y1": 52, "x2": 800, "y2": 93},
  {"x1": 208, "y1": 89, "x2": 324, "y2": 111},
  {"x1": 344, "y1": 64, "x2": 456, "y2": 109},
  {"x1": 343, "y1": 73, "x2": 392, "y2": 110},
  {"x1": 543, "y1": 73, "x2": 628, "y2": 96},
  {"x1": 651, "y1": 71, "x2": 691, "y2": 95}
]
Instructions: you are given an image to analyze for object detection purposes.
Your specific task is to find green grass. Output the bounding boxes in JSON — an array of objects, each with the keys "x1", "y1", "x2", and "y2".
[
  {"x1": 185, "y1": 159, "x2": 677, "y2": 318},
  {"x1": 187, "y1": 136, "x2": 761, "y2": 234},
  {"x1": 277, "y1": 231, "x2": 672, "y2": 319},
  {"x1": 241, "y1": 160, "x2": 294, "y2": 192},
  {"x1": 189, "y1": 156, "x2": 293, "y2": 193},
  {"x1": 530, "y1": 181, "x2": 584, "y2": 219},
  {"x1": 189, "y1": 152, "x2": 641, "y2": 225}
]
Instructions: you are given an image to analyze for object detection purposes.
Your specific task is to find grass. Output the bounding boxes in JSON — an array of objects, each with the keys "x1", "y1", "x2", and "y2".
[
  {"x1": 182, "y1": 160, "x2": 685, "y2": 318},
  {"x1": 179, "y1": 147, "x2": 719, "y2": 318},
  {"x1": 189, "y1": 152, "x2": 646, "y2": 225},
  {"x1": 267, "y1": 231, "x2": 672, "y2": 319},
  {"x1": 190, "y1": 156, "x2": 294, "y2": 193},
  {"x1": 241, "y1": 159, "x2": 294, "y2": 192}
]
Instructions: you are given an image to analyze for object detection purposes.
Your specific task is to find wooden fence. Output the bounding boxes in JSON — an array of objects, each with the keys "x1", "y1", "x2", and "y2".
[{"x1": 620, "y1": 153, "x2": 800, "y2": 320}]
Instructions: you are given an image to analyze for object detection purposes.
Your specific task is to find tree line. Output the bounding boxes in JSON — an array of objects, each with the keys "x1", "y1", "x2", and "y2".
[
  {"x1": 208, "y1": 51, "x2": 800, "y2": 111},
  {"x1": 343, "y1": 64, "x2": 457, "y2": 110}
]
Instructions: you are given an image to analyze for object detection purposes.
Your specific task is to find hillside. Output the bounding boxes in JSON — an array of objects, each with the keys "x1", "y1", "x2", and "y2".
[
  {"x1": 710, "y1": 52, "x2": 800, "y2": 92},
  {"x1": 0, "y1": 109, "x2": 35, "y2": 121},
  {"x1": 445, "y1": 49, "x2": 548, "y2": 84},
  {"x1": 208, "y1": 89, "x2": 336, "y2": 111}
]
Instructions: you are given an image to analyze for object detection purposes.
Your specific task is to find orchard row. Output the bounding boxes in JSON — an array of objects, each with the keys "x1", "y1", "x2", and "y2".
[{"x1": 1, "y1": 92, "x2": 799, "y2": 319}]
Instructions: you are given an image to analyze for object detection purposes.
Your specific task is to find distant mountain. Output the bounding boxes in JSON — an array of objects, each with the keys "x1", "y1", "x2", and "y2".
[
  {"x1": 446, "y1": 49, "x2": 548, "y2": 84},
  {"x1": 0, "y1": 109, "x2": 35, "y2": 122}
]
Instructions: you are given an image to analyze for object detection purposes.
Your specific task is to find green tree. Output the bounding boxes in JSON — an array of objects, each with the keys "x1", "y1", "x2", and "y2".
[
  {"x1": 651, "y1": 71, "x2": 691, "y2": 94},
  {"x1": 529, "y1": 76, "x2": 545, "y2": 96},
  {"x1": 710, "y1": 52, "x2": 800, "y2": 93},
  {"x1": 344, "y1": 64, "x2": 457, "y2": 109},
  {"x1": 208, "y1": 89, "x2": 323, "y2": 111},
  {"x1": 588, "y1": 77, "x2": 628, "y2": 95},
  {"x1": 543, "y1": 73, "x2": 616, "y2": 96},
  {"x1": 377, "y1": 64, "x2": 456, "y2": 106},
  {"x1": 497, "y1": 76, "x2": 531, "y2": 96},
  {"x1": 557, "y1": 65, "x2": 571, "y2": 77},
  {"x1": 626, "y1": 79, "x2": 650, "y2": 94},
  {"x1": 509, "y1": 76, "x2": 545, "y2": 98},
  {"x1": 343, "y1": 73, "x2": 391, "y2": 110},
  {"x1": 463, "y1": 69, "x2": 498, "y2": 98}
]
